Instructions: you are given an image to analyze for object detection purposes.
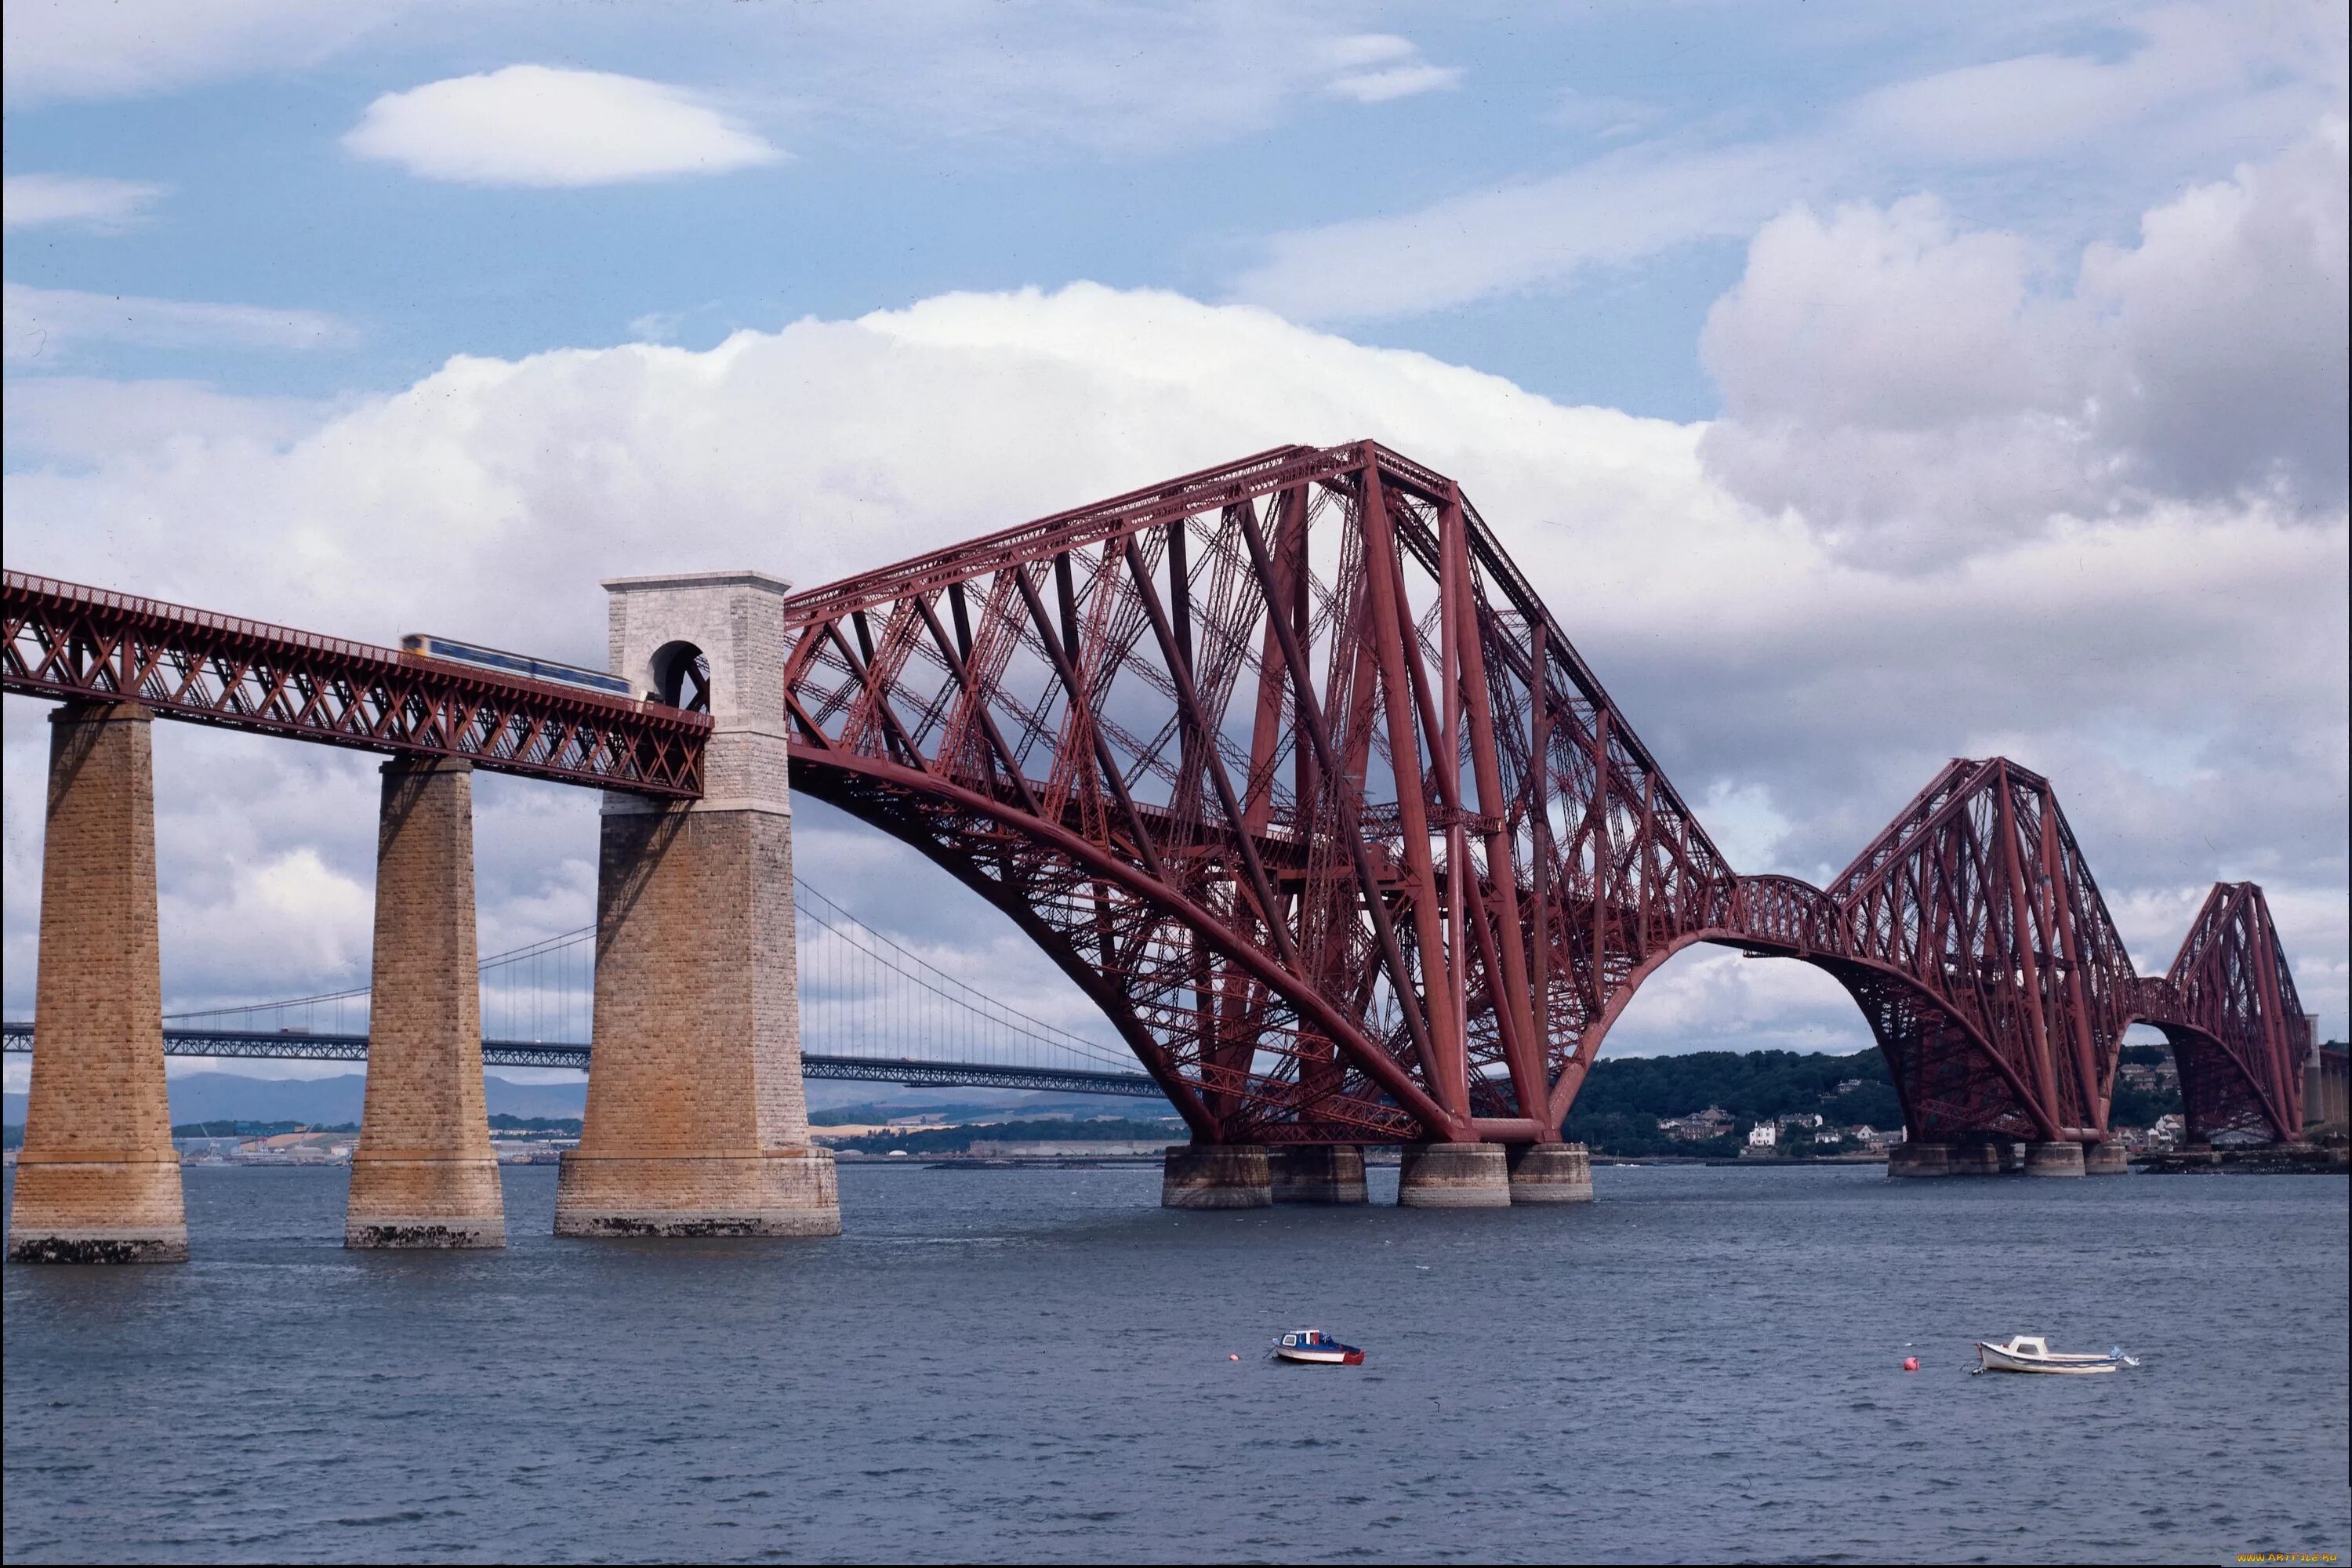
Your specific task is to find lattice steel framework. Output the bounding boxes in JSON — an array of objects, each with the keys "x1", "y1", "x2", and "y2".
[
  {"x1": 2132, "y1": 883, "x2": 2307, "y2": 1142},
  {"x1": 779, "y1": 441, "x2": 2313, "y2": 1148},
  {"x1": 4, "y1": 443, "x2": 2312, "y2": 1147},
  {"x1": 0, "y1": 572, "x2": 708, "y2": 796}
]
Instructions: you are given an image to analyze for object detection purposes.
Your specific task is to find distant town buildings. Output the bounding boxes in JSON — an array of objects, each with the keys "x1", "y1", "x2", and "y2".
[{"x1": 1661, "y1": 1106, "x2": 1734, "y2": 1141}]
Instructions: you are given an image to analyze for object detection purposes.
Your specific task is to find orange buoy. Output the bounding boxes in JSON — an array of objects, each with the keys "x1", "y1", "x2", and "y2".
[
  {"x1": 1903, "y1": 1356, "x2": 1919, "y2": 1372},
  {"x1": 1229, "y1": 1354, "x2": 1240, "y2": 1361}
]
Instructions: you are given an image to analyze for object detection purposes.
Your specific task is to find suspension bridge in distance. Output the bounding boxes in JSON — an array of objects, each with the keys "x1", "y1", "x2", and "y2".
[
  {"x1": 1, "y1": 877, "x2": 1166, "y2": 1101},
  {"x1": 0, "y1": 1024, "x2": 1164, "y2": 1099}
]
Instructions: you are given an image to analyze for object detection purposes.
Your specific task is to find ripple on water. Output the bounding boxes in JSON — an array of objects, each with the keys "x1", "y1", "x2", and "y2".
[{"x1": 5, "y1": 1163, "x2": 2348, "y2": 1563}]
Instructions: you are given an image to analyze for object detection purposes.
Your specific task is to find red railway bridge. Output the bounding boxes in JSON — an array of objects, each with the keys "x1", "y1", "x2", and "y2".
[{"x1": 2, "y1": 440, "x2": 2314, "y2": 1255}]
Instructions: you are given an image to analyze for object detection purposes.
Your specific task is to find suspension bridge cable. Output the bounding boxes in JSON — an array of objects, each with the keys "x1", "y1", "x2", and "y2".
[{"x1": 160, "y1": 874, "x2": 1131, "y2": 1071}]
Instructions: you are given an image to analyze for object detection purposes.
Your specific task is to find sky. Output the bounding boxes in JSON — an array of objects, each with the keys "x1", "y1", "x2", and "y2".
[{"x1": 2, "y1": 0, "x2": 2347, "y2": 1094}]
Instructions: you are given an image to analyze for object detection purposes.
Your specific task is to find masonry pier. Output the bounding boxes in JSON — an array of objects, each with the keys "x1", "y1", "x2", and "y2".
[
  {"x1": 1269, "y1": 1144, "x2": 1367, "y2": 1203},
  {"x1": 346, "y1": 757, "x2": 505, "y2": 1248},
  {"x1": 1396, "y1": 1142, "x2": 1512, "y2": 1207},
  {"x1": 554, "y1": 572, "x2": 839, "y2": 1238},
  {"x1": 6, "y1": 702, "x2": 187, "y2": 1264},
  {"x1": 1506, "y1": 1142, "x2": 1594, "y2": 1203},
  {"x1": 1161, "y1": 1144, "x2": 1272, "y2": 1207},
  {"x1": 2024, "y1": 1140, "x2": 2086, "y2": 1177},
  {"x1": 1886, "y1": 1142, "x2": 1951, "y2": 1177},
  {"x1": 2083, "y1": 1142, "x2": 2130, "y2": 1175}
]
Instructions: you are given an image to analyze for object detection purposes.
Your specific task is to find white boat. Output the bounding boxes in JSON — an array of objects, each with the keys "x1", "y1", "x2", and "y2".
[
  {"x1": 1973, "y1": 1334, "x2": 2120, "y2": 1374},
  {"x1": 1272, "y1": 1328, "x2": 1364, "y2": 1365}
]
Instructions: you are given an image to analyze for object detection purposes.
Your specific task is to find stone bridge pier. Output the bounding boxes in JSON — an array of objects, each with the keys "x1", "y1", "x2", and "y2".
[
  {"x1": 553, "y1": 571, "x2": 840, "y2": 1238},
  {"x1": 6, "y1": 702, "x2": 187, "y2": 1264},
  {"x1": 346, "y1": 756, "x2": 505, "y2": 1248}
]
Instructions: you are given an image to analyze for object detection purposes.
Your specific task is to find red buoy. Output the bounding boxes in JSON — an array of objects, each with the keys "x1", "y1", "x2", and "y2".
[{"x1": 1903, "y1": 1356, "x2": 1919, "y2": 1372}]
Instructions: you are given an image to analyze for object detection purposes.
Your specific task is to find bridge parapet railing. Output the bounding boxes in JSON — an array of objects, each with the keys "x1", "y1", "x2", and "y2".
[{"x1": 2, "y1": 570, "x2": 710, "y2": 797}]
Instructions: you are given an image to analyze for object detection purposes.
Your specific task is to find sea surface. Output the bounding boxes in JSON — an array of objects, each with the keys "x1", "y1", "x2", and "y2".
[{"x1": 5, "y1": 1163, "x2": 2347, "y2": 1564}]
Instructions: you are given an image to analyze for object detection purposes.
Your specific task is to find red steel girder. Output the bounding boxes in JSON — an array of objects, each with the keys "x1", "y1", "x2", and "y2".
[
  {"x1": 2130, "y1": 882, "x2": 2306, "y2": 1142},
  {"x1": 6, "y1": 442, "x2": 2314, "y2": 1152},
  {"x1": 782, "y1": 440, "x2": 1736, "y2": 1145},
  {"x1": 782, "y1": 443, "x2": 2314, "y2": 1150},
  {"x1": 1, "y1": 571, "x2": 708, "y2": 797}
]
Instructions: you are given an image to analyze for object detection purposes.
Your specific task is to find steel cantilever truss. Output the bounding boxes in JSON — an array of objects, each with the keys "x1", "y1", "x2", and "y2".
[
  {"x1": 2134, "y1": 883, "x2": 2307, "y2": 1142},
  {"x1": 0, "y1": 571, "x2": 708, "y2": 797},
  {"x1": 780, "y1": 441, "x2": 2313, "y2": 1149},
  {"x1": 4, "y1": 444, "x2": 2311, "y2": 1149},
  {"x1": 785, "y1": 441, "x2": 1742, "y2": 1145}
]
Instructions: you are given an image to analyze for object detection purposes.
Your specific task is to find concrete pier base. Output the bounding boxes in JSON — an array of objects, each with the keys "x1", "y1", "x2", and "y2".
[
  {"x1": 1269, "y1": 1145, "x2": 1366, "y2": 1204},
  {"x1": 1886, "y1": 1142, "x2": 1951, "y2": 1178},
  {"x1": 2024, "y1": 1140, "x2": 2087, "y2": 1177},
  {"x1": 347, "y1": 757, "x2": 504, "y2": 1250},
  {"x1": 7, "y1": 703, "x2": 186, "y2": 1265},
  {"x1": 1162, "y1": 1145, "x2": 1272, "y2": 1208},
  {"x1": 554, "y1": 570, "x2": 840, "y2": 1240},
  {"x1": 1506, "y1": 1143, "x2": 1594, "y2": 1203},
  {"x1": 1397, "y1": 1142, "x2": 1512, "y2": 1207},
  {"x1": 1948, "y1": 1142, "x2": 2004, "y2": 1177},
  {"x1": 2083, "y1": 1143, "x2": 2130, "y2": 1176}
]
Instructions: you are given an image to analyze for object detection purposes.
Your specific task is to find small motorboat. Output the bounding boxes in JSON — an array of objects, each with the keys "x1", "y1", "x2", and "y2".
[
  {"x1": 1972, "y1": 1335, "x2": 2124, "y2": 1374},
  {"x1": 1272, "y1": 1328, "x2": 1365, "y2": 1365}
]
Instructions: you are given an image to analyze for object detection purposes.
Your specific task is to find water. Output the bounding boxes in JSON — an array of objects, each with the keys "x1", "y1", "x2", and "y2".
[{"x1": 5, "y1": 1163, "x2": 2347, "y2": 1564}]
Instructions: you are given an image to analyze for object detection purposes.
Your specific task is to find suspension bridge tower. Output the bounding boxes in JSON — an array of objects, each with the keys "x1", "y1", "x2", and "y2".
[{"x1": 552, "y1": 571, "x2": 840, "y2": 1237}]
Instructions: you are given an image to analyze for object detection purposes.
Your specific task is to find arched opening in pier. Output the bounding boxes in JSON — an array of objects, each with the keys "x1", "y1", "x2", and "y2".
[{"x1": 648, "y1": 641, "x2": 710, "y2": 713}]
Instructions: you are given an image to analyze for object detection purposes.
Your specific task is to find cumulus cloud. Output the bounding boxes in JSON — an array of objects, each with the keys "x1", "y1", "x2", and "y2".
[
  {"x1": 3, "y1": 378, "x2": 331, "y2": 463},
  {"x1": 2, "y1": 282, "x2": 2342, "y2": 1053},
  {"x1": 344, "y1": 65, "x2": 784, "y2": 187},
  {"x1": 1699, "y1": 122, "x2": 2348, "y2": 565},
  {"x1": 2, "y1": 173, "x2": 165, "y2": 231},
  {"x1": 2, "y1": 282, "x2": 355, "y2": 365}
]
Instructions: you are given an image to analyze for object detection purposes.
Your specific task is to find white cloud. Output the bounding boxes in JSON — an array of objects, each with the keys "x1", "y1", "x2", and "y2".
[
  {"x1": 1231, "y1": 138, "x2": 1824, "y2": 321},
  {"x1": 626, "y1": 310, "x2": 685, "y2": 343},
  {"x1": 2, "y1": 0, "x2": 419, "y2": 105},
  {"x1": 2, "y1": 173, "x2": 165, "y2": 232},
  {"x1": 3, "y1": 378, "x2": 332, "y2": 463},
  {"x1": 344, "y1": 65, "x2": 784, "y2": 187},
  {"x1": 1698, "y1": 121, "x2": 2349, "y2": 564},
  {"x1": 1853, "y1": 1, "x2": 2347, "y2": 165},
  {"x1": 2, "y1": 281, "x2": 2342, "y2": 1048},
  {"x1": 1322, "y1": 34, "x2": 1459, "y2": 104},
  {"x1": 1225, "y1": 2, "x2": 2347, "y2": 324},
  {"x1": 2, "y1": 282, "x2": 355, "y2": 365},
  {"x1": 1328, "y1": 63, "x2": 1461, "y2": 105}
]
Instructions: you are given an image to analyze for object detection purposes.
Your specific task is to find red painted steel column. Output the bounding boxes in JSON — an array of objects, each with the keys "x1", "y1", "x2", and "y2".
[
  {"x1": 1993, "y1": 767, "x2": 2066, "y2": 1142},
  {"x1": 1356, "y1": 452, "x2": 1468, "y2": 1128},
  {"x1": 2246, "y1": 896, "x2": 2300, "y2": 1135},
  {"x1": 2037, "y1": 797, "x2": 2107, "y2": 1134}
]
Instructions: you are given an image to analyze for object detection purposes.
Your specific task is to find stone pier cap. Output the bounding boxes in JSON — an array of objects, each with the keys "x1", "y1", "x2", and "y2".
[{"x1": 602, "y1": 569, "x2": 793, "y2": 818}]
